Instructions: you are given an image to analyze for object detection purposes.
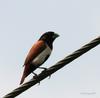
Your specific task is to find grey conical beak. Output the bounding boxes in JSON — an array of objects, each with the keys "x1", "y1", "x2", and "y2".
[{"x1": 53, "y1": 33, "x2": 59, "y2": 39}]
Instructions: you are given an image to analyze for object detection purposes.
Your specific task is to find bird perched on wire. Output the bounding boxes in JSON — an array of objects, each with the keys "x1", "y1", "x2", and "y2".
[{"x1": 20, "y1": 31, "x2": 59, "y2": 84}]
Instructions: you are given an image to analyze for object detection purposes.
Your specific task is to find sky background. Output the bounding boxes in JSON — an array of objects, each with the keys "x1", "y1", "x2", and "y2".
[{"x1": 0, "y1": 0, "x2": 100, "y2": 98}]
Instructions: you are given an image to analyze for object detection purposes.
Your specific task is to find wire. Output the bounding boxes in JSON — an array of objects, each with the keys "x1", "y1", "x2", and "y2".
[{"x1": 3, "y1": 36, "x2": 100, "y2": 98}]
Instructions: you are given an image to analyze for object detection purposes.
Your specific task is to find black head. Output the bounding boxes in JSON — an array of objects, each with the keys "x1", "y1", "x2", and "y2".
[{"x1": 39, "y1": 31, "x2": 59, "y2": 49}]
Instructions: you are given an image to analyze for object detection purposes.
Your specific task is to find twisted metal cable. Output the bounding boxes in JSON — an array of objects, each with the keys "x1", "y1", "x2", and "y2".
[{"x1": 3, "y1": 36, "x2": 100, "y2": 98}]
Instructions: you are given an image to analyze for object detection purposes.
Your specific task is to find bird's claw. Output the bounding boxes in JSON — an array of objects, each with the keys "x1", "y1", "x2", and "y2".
[{"x1": 32, "y1": 72, "x2": 40, "y2": 85}]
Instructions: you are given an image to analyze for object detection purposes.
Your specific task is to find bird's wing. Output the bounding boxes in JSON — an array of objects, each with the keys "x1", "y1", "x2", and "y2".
[{"x1": 24, "y1": 40, "x2": 46, "y2": 66}]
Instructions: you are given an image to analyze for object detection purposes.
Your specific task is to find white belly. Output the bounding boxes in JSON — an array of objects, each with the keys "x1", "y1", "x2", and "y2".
[{"x1": 32, "y1": 45, "x2": 51, "y2": 65}]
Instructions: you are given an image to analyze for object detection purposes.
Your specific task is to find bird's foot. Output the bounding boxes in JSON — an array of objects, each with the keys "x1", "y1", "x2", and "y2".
[
  {"x1": 32, "y1": 72, "x2": 40, "y2": 85},
  {"x1": 38, "y1": 67, "x2": 51, "y2": 79},
  {"x1": 32, "y1": 72, "x2": 38, "y2": 76}
]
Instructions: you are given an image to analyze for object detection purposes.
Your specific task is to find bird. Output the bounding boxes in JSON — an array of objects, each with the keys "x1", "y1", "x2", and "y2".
[{"x1": 20, "y1": 31, "x2": 59, "y2": 84}]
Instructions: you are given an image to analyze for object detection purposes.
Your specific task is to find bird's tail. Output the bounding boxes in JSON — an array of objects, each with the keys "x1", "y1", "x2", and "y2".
[
  {"x1": 20, "y1": 64, "x2": 37, "y2": 85},
  {"x1": 20, "y1": 74, "x2": 26, "y2": 85}
]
